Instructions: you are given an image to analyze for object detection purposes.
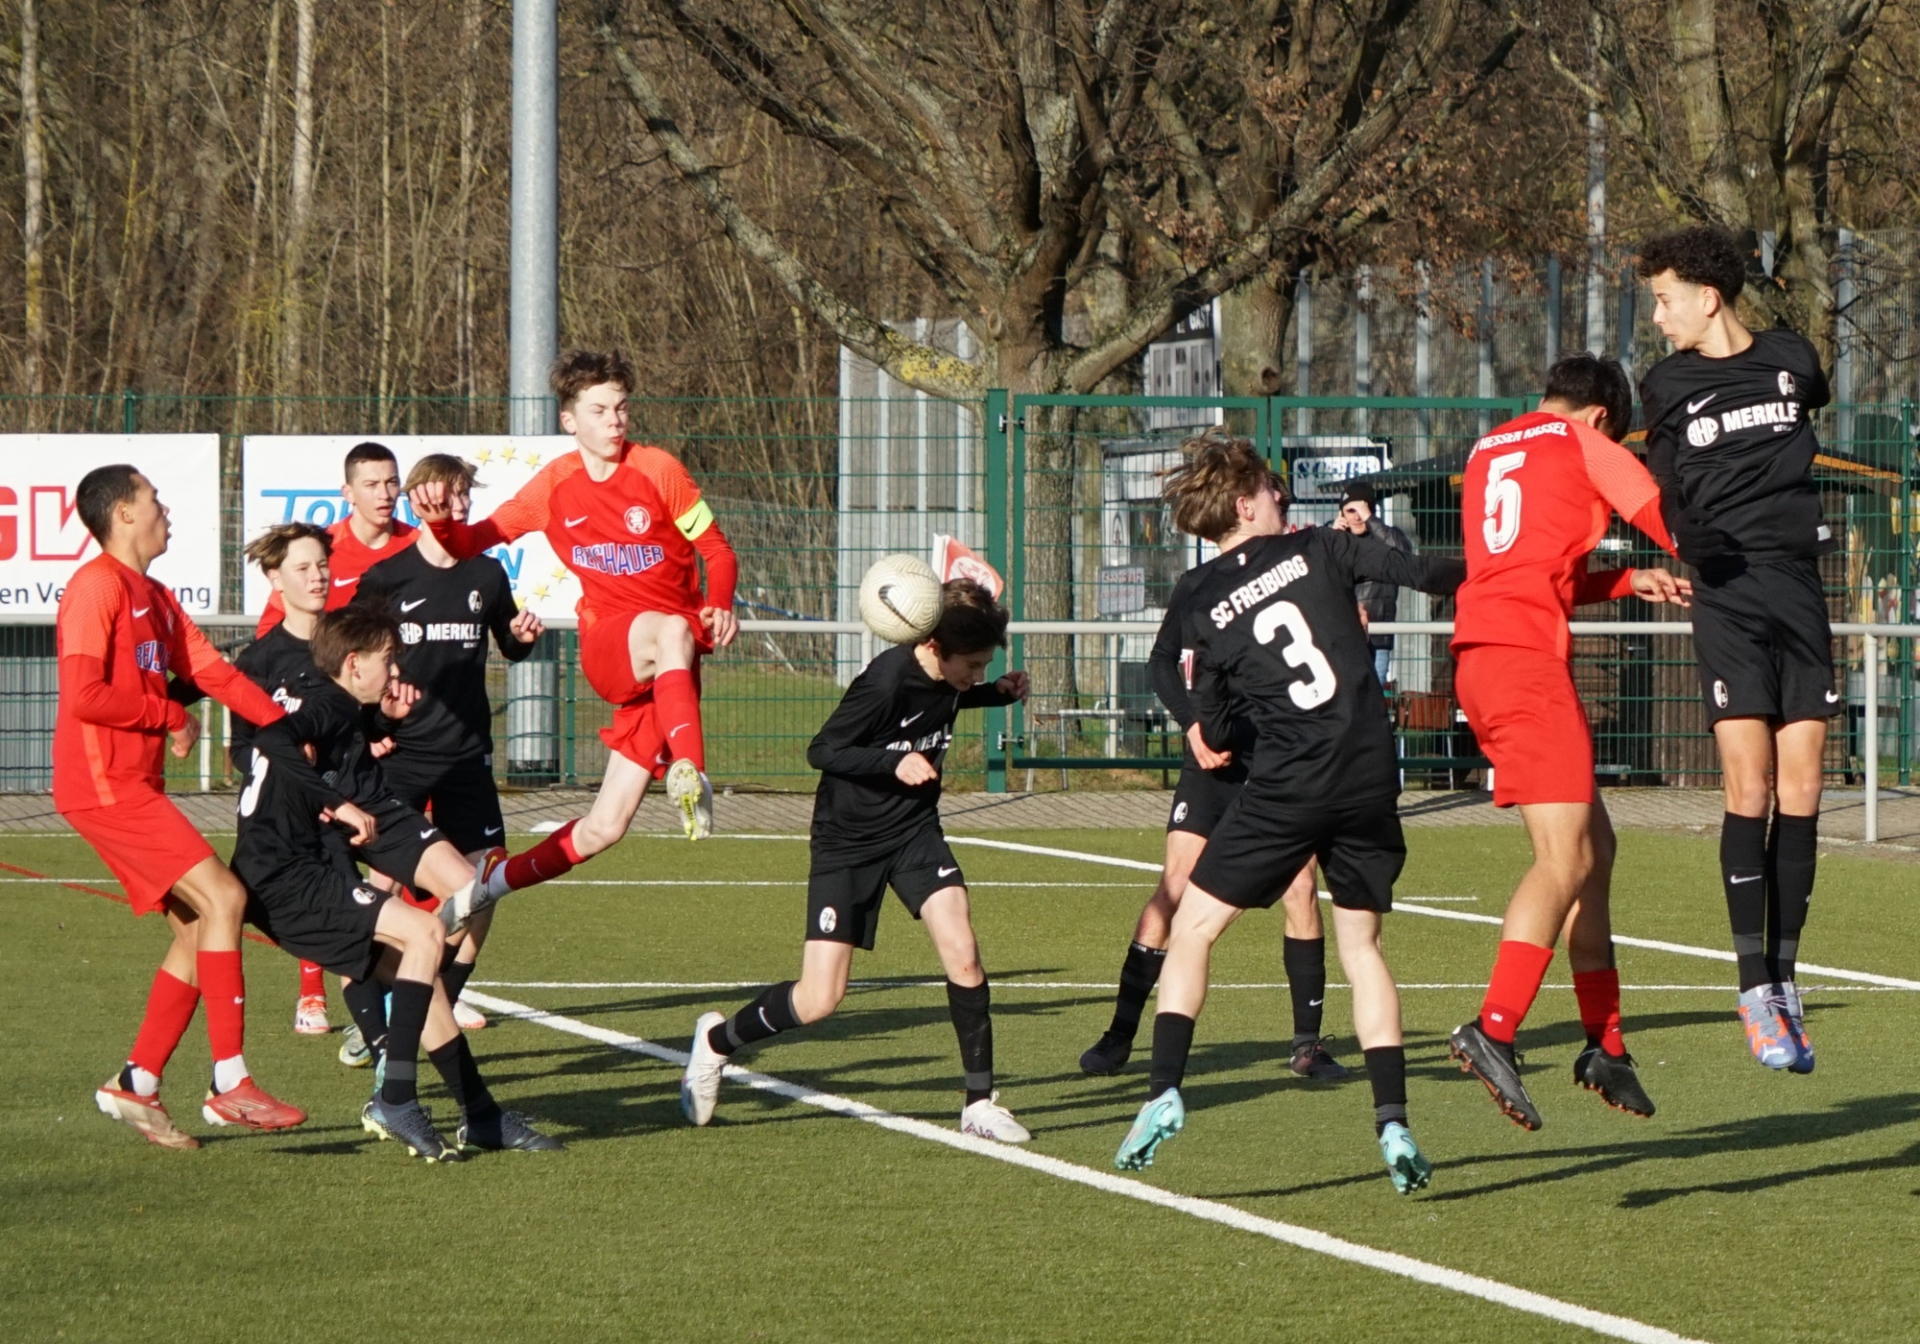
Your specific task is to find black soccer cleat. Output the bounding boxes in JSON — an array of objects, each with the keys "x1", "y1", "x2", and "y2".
[
  {"x1": 1288, "y1": 1038, "x2": 1352, "y2": 1080},
  {"x1": 1448, "y1": 1019, "x2": 1543, "y2": 1131},
  {"x1": 1079, "y1": 1033, "x2": 1133, "y2": 1076},
  {"x1": 458, "y1": 1110, "x2": 565, "y2": 1153},
  {"x1": 362, "y1": 1097, "x2": 464, "y2": 1162},
  {"x1": 1573, "y1": 1046, "x2": 1656, "y2": 1118}
]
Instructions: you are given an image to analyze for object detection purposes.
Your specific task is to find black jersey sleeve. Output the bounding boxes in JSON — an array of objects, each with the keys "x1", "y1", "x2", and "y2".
[
  {"x1": 956, "y1": 680, "x2": 1016, "y2": 710},
  {"x1": 1319, "y1": 525, "x2": 1465, "y2": 596},
  {"x1": 1183, "y1": 615, "x2": 1238, "y2": 755},
  {"x1": 486, "y1": 574, "x2": 535, "y2": 663},
  {"x1": 1148, "y1": 571, "x2": 1197, "y2": 729},
  {"x1": 806, "y1": 662, "x2": 910, "y2": 777},
  {"x1": 249, "y1": 703, "x2": 351, "y2": 814},
  {"x1": 1783, "y1": 329, "x2": 1832, "y2": 408}
]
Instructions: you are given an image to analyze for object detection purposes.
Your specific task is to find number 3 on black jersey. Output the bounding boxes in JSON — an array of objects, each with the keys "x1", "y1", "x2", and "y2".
[{"x1": 1253, "y1": 601, "x2": 1336, "y2": 708}]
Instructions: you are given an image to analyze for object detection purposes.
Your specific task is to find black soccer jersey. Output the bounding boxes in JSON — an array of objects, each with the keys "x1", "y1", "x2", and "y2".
[
  {"x1": 231, "y1": 676, "x2": 381, "y2": 888},
  {"x1": 228, "y1": 624, "x2": 319, "y2": 758},
  {"x1": 1185, "y1": 528, "x2": 1463, "y2": 807},
  {"x1": 1640, "y1": 328, "x2": 1835, "y2": 567},
  {"x1": 807, "y1": 643, "x2": 1017, "y2": 865},
  {"x1": 1149, "y1": 561, "x2": 1254, "y2": 768},
  {"x1": 354, "y1": 547, "x2": 532, "y2": 762}
]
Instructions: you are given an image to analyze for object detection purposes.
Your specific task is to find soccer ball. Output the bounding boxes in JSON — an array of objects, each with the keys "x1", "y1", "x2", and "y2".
[{"x1": 858, "y1": 554, "x2": 943, "y2": 644}]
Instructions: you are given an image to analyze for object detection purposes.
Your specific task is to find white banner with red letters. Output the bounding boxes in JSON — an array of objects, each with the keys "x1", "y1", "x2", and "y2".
[
  {"x1": 241, "y1": 436, "x2": 578, "y2": 619},
  {"x1": 0, "y1": 435, "x2": 221, "y2": 615}
]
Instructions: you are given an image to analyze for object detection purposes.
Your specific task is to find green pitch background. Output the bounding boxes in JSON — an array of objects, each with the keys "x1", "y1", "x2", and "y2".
[{"x1": 2, "y1": 824, "x2": 1916, "y2": 1343}]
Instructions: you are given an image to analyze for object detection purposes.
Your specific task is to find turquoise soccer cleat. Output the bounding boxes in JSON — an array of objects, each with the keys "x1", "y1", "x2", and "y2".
[
  {"x1": 1114, "y1": 1089, "x2": 1185, "y2": 1171},
  {"x1": 1377, "y1": 1121, "x2": 1432, "y2": 1195}
]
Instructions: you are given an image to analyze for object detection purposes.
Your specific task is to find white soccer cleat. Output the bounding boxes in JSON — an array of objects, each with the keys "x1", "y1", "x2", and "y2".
[
  {"x1": 960, "y1": 1090, "x2": 1031, "y2": 1143},
  {"x1": 665, "y1": 759, "x2": 714, "y2": 841},
  {"x1": 681, "y1": 1011, "x2": 727, "y2": 1126},
  {"x1": 294, "y1": 994, "x2": 330, "y2": 1035},
  {"x1": 453, "y1": 997, "x2": 488, "y2": 1031}
]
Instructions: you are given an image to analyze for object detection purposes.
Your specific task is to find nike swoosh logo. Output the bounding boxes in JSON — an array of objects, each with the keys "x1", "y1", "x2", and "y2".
[
  {"x1": 1308, "y1": 998, "x2": 1324, "y2": 1007},
  {"x1": 1686, "y1": 395, "x2": 1716, "y2": 414},
  {"x1": 131, "y1": 607, "x2": 149, "y2": 618},
  {"x1": 334, "y1": 577, "x2": 356, "y2": 587},
  {"x1": 419, "y1": 829, "x2": 437, "y2": 840},
  {"x1": 400, "y1": 599, "x2": 427, "y2": 612},
  {"x1": 937, "y1": 866, "x2": 959, "y2": 878},
  {"x1": 484, "y1": 826, "x2": 502, "y2": 837},
  {"x1": 1825, "y1": 690, "x2": 1840, "y2": 703},
  {"x1": 900, "y1": 711, "x2": 925, "y2": 728},
  {"x1": 1729, "y1": 874, "x2": 1762, "y2": 884},
  {"x1": 564, "y1": 515, "x2": 590, "y2": 527}
]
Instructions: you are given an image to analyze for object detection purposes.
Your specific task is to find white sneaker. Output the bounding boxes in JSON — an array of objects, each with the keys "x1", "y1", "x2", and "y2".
[
  {"x1": 680, "y1": 1011, "x2": 727, "y2": 1125},
  {"x1": 453, "y1": 997, "x2": 488, "y2": 1031},
  {"x1": 665, "y1": 759, "x2": 714, "y2": 840},
  {"x1": 960, "y1": 1090, "x2": 1031, "y2": 1143},
  {"x1": 294, "y1": 994, "x2": 330, "y2": 1035}
]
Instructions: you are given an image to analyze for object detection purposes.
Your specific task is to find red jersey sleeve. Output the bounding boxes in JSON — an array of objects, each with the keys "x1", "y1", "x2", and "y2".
[
  {"x1": 57, "y1": 570, "x2": 175, "y2": 728},
  {"x1": 1574, "y1": 423, "x2": 1677, "y2": 556},
  {"x1": 435, "y1": 458, "x2": 560, "y2": 559},
  {"x1": 168, "y1": 600, "x2": 287, "y2": 726},
  {"x1": 693, "y1": 521, "x2": 738, "y2": 608},
  {"x1": 1573, "y1": 567, "x2": 1637, "y2": 606}
]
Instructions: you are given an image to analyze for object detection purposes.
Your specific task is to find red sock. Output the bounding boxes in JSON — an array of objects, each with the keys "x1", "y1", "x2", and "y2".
[
  {"x1": 128, "y1": 969, "x2": 201, "y2": 1079},
  {"x1": 1573, "y1": 968, "x2": 1626, "y2": 1056},
  {"x1": 1478, "y1": 940, "x2": 1554, "y2": 1044},
  {"x1": 299, "y1": 961, "x2": 325, "y2": 998},
  {"x1": 197, "y1": 949, "x2": 247, "y2": 1069},
  {"x1": 653, "y1": 668, "x2": 705, "y2": 771},
  {"x1": 503, "y1": 819, "x2": 585, "y2": 891}
]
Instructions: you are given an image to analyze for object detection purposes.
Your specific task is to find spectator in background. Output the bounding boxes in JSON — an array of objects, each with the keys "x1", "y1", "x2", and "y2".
[{"x1": 1334, "y1": 481, "x2": 1413, "y2": 689}]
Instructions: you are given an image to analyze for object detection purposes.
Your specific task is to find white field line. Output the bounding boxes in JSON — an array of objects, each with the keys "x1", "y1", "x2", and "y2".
[
  {"x1": 461, "y1": 989, "x2": 1708, "y2": 1344},
  {"x1": 469, "y1": 978, "x2": 1910, "y2": 994}
]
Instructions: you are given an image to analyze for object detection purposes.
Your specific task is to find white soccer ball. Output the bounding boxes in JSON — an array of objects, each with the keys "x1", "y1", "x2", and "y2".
[{"x1": 858, "y1": 554, "x2": 944, "y2": 645}]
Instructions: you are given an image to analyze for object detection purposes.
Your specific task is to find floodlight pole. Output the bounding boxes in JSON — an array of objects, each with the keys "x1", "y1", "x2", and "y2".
[{"x1": 508, "y1": 0, "x2": 560, "y2": 783}]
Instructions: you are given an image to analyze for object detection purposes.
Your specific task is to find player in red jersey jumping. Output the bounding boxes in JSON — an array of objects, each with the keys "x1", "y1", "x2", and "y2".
[
  {"x1": 1444, "y1": 355, "x2": 1690, "y2": 1130},
  {"x1": 409, "y1": 348, "x2": 739, "y2": 894},
  {"x1": 259, "y1": 441, "x2": 417, "y2": 1034},
  {"x1": 59, "y1": 465, "x2": 310, "y2": 1147}
]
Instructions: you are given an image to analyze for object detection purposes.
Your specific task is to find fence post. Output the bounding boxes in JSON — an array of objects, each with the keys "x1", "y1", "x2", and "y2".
[
  {"x1": 198, "y1": 701, "x2": 211, "y2": 791},
  {"x1": 1866, "y1": 630, "x2": 1879, "y2": 842},
  {"x1": 122, "y1": 388, "x2": 136, "y2": 434},
  {"x1": 983, "y1": 389, "x2": 1010, "y2": 793}
]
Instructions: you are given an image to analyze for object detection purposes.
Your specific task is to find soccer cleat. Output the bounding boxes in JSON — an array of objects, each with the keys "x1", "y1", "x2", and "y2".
[
  {"x1": 338, "y1": 1024, "x2": 373, "y2": 1068},
  {"x1": 201, "y1": 1078, "x2": 307, "y2": 1131},
  {"x1": 680, "y1": 1011, "x2": 727, "y2": 1126},
  {"x1": 666, "y1": 758, "x2": 714, "y2": 841},
  {"x1": 361, "y1": 1097, "x2": 462, "y2": 1162},
  {"x1": 1288, "y1": 1038, "x2": 1352, "y2": 1080},
  {"x1": 458, "y1": 1110, "x2": 564, "y2": 1153},
  {"x1": 453, "y1": 997, "x2": 488, "y2": 1031},
  {"x1": 477, "y1": 845, "x2": 511, "y2": 901},
  {"x1": 1078, "y1": 1033, "x2": 1132, "y2": 1076},
  {"x1": 959, "y1": 1091, "x2": 1031, "y2": 1143},
  {"x1": 294, "y1": 993, "x2": 331, "y2": 1035},
  {"x1": 1377, "y1": 1122, "x2": 1432, "y2": 1194},
  {"x1": 1115, "y1": 1089, "x2": 1185, "y2": 1170},
  {"x1": 1573, "y1": 1045, "x2": 1656, "y2": 1117},
  {"x1": 437, "y1": 867, "x2": 505, "y2": 940},
  {"x1": 1448, "y1": 1020, "x2": 1543, "y2": 1131},
  {"x1": 1779, "y1": 981, "x2": 1815, "y2": 1074},
  {"x1": 1736, "y1": 985, "x2": 1796, "y2": 1070},
  {"x1": 94, "y1": 1077, "x2": 200, "y2": 1149}
]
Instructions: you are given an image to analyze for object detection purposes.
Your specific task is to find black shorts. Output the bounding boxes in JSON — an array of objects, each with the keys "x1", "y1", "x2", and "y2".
[
  {"x1": 1189, "y1": 792, "x2": 1404, "y2": 913},
  {"x1": 349, "y1": 797, "x2": 445, "y2": 890},
  {"x1": 1167, "y1": 762, "x2": 1246, "y2": 837},
  {"x1": 806, "y1": 827, "x2": 965, "y2": 951},
  {"x1": 245, "y1": 860, "x2": 393, "y2": 981},
  {"x1": 382, "y1": 754, "x2": 505, "y2": 854},
  {"x1": 1691, "y1": 558, "x2": 1839, "y2": 725}
]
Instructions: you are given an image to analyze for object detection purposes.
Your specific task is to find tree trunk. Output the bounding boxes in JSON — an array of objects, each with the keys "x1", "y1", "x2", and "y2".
[
  {"x1": 457, "y1": 0, "x2": 481, "y2": 405},
  {"x1": 1218, "y1": 268, "x2": 1293, "y2": 399},
  {"x1": 278, "y1": 0, "x2": 317, "y2": 424},
  {"x1": 20, "y1": 0, "x2": 47, "y2": 404}
]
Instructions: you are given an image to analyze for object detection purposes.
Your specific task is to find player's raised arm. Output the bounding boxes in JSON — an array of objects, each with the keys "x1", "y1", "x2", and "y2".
[
  {"x1": 1320, "y1": 525, "x2": 1465, "y2": 597},
  {"x1": 409, "y1": 460, "x2": 555, "y2": 560},
  {"x1": 170, "y1": 604, "x2": 288, "y2": 728},
  {"x1": 1571, "y1": 420, "x2": 1677, "y2": 556}
]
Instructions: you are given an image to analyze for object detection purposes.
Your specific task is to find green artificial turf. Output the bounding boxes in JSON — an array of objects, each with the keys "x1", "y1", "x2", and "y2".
[{"x1": 2, "y1": 823, "x2": 1916, "y2": 1343}]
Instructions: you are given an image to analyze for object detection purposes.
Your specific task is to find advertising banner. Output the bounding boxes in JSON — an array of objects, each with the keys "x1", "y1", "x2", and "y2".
[
  {"x1": 241, "y1": 436, "x2": 577, "y2": 618},
  {"x1": 0, "y1": 435, "x2": 221, "y2": 615}
]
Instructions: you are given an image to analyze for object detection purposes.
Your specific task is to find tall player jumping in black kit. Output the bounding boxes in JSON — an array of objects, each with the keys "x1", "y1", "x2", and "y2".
[
  {"x1": 1638, "y1": 225, "x2": 1836, "y2": 1073},
  {"x1": 1112, "y1": 446, "x2": 1465, "y2": 1192},
  {"x1": 1080, "y1": 432, "x2": 1342, "y2": 1082},
  {"x1": 679, "y1": 581, "x2": 1034, "y2": 1142}
]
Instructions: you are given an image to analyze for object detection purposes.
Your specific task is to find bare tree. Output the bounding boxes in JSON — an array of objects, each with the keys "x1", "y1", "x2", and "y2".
[
  {"x1": 18, "y1": 0, "x2": 44, "y2": 400},
  {"x1": 277, "y1": 0, "x2": 317, "y2": 415}
]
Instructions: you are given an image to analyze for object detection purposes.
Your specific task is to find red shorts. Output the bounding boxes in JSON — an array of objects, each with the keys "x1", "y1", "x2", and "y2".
[
  {"x1": 579, "y1": 608, "x2": 706, "y2": 779},
  {"x1": 62, "y1": 790, "x2": 216, "y2": 916},
  {"x1": 1454, "y1": 645, "x2": 1595, "y2": 808}
]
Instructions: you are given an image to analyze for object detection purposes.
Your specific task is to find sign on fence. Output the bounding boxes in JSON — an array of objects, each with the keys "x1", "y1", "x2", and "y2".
[
  {"x1": 0, "y1": 435, "x2": 221, "y2": 614},
  {"x1": 242, "y1": 436, "x2": 577, "y2": 618}
]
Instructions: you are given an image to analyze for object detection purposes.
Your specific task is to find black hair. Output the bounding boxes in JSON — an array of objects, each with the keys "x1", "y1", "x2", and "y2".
[
  {"x1": 1543, "y1": 353, "x2": 1634, "y2": 441},
  {"x1": 1636, "y1": 225, "x2": 1747, "y2": 305},
  {"x1": 928, "y1": 580, "x2": 1009, "y2": 657},
  {"x1": 76, "y1": 464, "x2": 144, "y2": 543},
  {"x1": 343, "y1": 442, "x2": 398, "y2": 481}
]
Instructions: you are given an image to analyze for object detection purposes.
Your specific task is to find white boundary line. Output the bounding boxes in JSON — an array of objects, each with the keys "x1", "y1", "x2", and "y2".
[
  {"x1": 469, "y1": 978, "x2": 1910, "y2": 994},
  {"x1": 461, "y1": 989, "x2": 1709, "y2": 1344}
]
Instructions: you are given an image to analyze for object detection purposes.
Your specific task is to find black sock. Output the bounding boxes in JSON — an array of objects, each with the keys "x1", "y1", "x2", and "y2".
[
  {"x1": 441, "y1": 957, "x2": 476, "y2": 1005},
  {"x1": 1363, "y1": 1045, "x2": 1409, "y2": 1134},
  {"x1": 428, "y1": 1036, "x2": 499, "y2": 1123},
  {"x1": 380, "y1": 978, "x2": 433, "y2": 1106},
  {"x1": 1105, "y1": 942, "x2": 1165, "y2": 1042},
  {"x1": 1721, "y1": 812, "x2": 1769, "y2": 991},
  {"x1": 1148, "y1": 1012, "x2": 1195, "y2": 1101},
  {"x1": 711, "y1": 981, "x2": 802, "y2": 1057},
  {"x1": 947, "y1": 978, "x2": 993, "y2": 1104},
  {"x1": 1283, "y1": 936, "x2": 1327, "y2": 1045},
  {"x1": 1766, "y1": 812, "x2": 1818, "y2": 983},
  {"x1": 341, "y1": 978, "x2": 389, "y2": 1058}
]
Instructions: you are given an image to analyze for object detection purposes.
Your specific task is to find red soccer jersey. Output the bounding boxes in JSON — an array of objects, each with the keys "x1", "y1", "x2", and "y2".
[
  {"x1": 55, "y1": 553, "x2": 286, "y2": 812},
  {"x1": 430, "y1": 441, "x2": 736, "y2": 624},
  {"x1": 255, "y1": 517, "x2": 417, "y2": 636},
  {"x1": 1453, "y1": 411, "x2": 1677, "y2": 660}
]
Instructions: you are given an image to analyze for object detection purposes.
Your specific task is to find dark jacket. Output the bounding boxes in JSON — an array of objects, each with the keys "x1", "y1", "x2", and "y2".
[{"x1": 1349, "y1": 517, "x2": 1413, "y2": 649}]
